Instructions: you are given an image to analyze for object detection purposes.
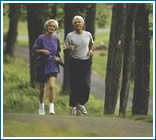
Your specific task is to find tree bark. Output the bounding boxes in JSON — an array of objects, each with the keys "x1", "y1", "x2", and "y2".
[
  {"x1": 85, "y1": 4, "x2": 96, "y2": 85},
  {"x1": 119, "y1": 4, "x2": 137, "y2": 115},
  {"x1": 132, "y1": 4, "x2": 150, "y2": 115},
  {"x1": 51, "y1": 4, "x2": 57, "y2": 19},
  {"x1": 104, "y1": 4, "x2": 126, "y2": 114},
  {"x1": 85, "y1": 4, "x2": 96, "y2": 40},
  {"x1": 27, "y1": 4, "x2": 49, "y2": 87},
  {"x1": 5, "y1": 4, "x2": 20, "y2": 57}
]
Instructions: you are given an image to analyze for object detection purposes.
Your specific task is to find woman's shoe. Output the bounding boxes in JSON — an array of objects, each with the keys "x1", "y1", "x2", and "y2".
[
  {"x1": 39, "y1": 103, "x2": 45, "y2": 115},
  {"x1": 49, "y1": 103, "x2": 55, "y2": 115}
]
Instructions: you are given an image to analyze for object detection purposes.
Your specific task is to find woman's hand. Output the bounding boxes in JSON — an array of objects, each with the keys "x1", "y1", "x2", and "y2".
[
  {"x1": 59, "y1": 56, "x2": 63, "y2": 63},
  {"x1": 88, "y1": 50, "x2": 94, "y2": 56}
]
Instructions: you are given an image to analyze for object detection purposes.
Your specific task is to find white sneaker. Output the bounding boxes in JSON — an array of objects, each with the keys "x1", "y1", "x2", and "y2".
[
  {"x1": 49, "y1": 103, "x2": 55, "y2": 115},
  {"x1": 39, "y1": 103, "x2": 45, "y2": 115},
  {"x1": 76, "y1": 104, "x2": 87, "y2": 115},
  {"x1": 70, "y1": 107, "x2": 77, "y2": 115}
]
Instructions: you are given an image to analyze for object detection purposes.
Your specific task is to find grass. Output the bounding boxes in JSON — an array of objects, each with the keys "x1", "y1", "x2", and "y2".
[
  {"x1": 118, "y1": 112, "x2": 153, "y2": 123},
  {"x1": 3, "y1": 54, "x2": 153, "y2": 137},
  {"x1": 95, "y1": 31, "x2": 110, "y2": 45},
  {"x1": 92, "y1": 49, "x2": 108, "y2": 79},
  {"x1": 3, "y1": 56, "x2": 153, "y2": 119},
  {"x1": 3, "y1": 55, "x2": 104, "y2": 116},
  {"x1": 3, "y1": 120, "x2": 104, "y2": 137}
]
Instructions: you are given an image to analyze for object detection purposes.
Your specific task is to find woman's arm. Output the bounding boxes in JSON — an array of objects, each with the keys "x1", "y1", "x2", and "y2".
[
  {"x1": 37, "y1": 49, "x2": 51, "y2": 55},
  {"x1": 56, "y1": 53, "x2": 63, "y2": 62}
]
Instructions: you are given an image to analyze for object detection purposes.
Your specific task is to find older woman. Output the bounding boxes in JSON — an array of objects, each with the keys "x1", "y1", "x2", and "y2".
[
  {"x1": 32, "y1": 19, "x2": 62, "y2": 115},
  {"x1": 64, "y1": 16, "x2": 94, "y2": 115}
]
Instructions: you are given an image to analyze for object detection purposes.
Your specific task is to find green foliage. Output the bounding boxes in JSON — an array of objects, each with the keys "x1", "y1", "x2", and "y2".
[
  {"x1": 96, "y1": 4, "x2": 112, "y2": 28},
  {"x1": 3, "y1": 3, "x2": 9, "y2": 18}
]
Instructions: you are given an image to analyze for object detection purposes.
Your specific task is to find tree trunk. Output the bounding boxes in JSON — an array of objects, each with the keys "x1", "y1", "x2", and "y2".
[
  {"x1": 27, "y1": 4, "x2": 49, "y2": 87},
  {"x1": 104, "y1": 4, "x2": 126, "y2": 114},
  {"x1": 85, "y1": 4, "x2": 96, "y2": 84},
  {"x1": 119, "y1": 4, "x2": 137, "y2": 115},
  {"x1": 132, "y1": 4, "x2": 150, "y2": 115},
  {"x1": 85, "y1": 4, "x2": 96, "y2": 40},
  {"x1": 5, "y1": 4, "x2": 20, "y2": 57},
  {"x1": 51, "y1": 4, "x2": 57, "y2": 19}
]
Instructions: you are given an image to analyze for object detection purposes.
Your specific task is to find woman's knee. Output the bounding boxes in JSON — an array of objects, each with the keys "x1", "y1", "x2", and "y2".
[
  {"x1": 49, "y1": 84, "x2": 55, "y2": 90},
  {"x1": 40, "y1": 83, "x2": 45, "y2": 91}
]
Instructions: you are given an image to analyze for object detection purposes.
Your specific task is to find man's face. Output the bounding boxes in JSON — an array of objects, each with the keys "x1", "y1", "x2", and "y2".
[{"x1": 73, "y1": 18, "x2": 84, "y2": 31}]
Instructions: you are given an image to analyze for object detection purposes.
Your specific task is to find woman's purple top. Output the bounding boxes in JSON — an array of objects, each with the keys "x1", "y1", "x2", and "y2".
[{"x1": 32, "y1": 34, "x2": 61, "y2": 75}]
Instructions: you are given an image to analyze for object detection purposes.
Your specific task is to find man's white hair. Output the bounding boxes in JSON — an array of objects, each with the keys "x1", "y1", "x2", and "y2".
[
  {"x1": 72, "y1": 16, "x2": 84, "y2": 25},
  {"x1": 44, "y1": 19, "x2": 59, "y2": 31}
]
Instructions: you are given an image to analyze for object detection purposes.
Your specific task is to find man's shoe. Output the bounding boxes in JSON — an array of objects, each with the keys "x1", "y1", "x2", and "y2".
[
  {"x1": 76, "y1": 104, "x2": 87, "y2": 115},
  {"x1": 70, "y1": 107, "x2": 77, "y2": 115}
]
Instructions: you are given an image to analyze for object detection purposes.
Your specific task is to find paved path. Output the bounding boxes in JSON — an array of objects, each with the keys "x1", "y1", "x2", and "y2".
[
  {"x1": 4, "y1": 113, "x2": 153, "y2": 137},
  {"x1": 14, "y1": 46, "x2": 153, "y2": 115}
]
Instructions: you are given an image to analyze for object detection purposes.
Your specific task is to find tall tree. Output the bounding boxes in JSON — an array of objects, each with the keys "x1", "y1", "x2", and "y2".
[
  {"x1": 84, "y1": 3, "x2": 96, "y2": 84},
  {"x1": 5, "y1": 3, "x2": 20, "y2": 57},
  {"x1": 119, "y1": 4, "x2": 138, "y2": 114},
  {"x1": 51, "y1": 4, "x2": 57, "y2": 19},
  {"x1": 85, "y1": 4, "x2": 96, "y2": 40},
  {"x1": 63, "y1": 3, "x2": 89, "y2": 94},
  {"x1": 132, "y1": 4, "x2": 150, "y2": 115},
  {"x1": 27, "y1": 4, "x2": 49, "y2": 87},
  {"x1": 104, "y1": 4, "x2": 126, "y2": 114}
]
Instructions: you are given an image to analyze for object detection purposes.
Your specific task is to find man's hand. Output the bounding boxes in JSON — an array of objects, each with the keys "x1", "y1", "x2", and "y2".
[
  {"x1": 88, "y1": 50, "x2": 94, "y2": 56},
  {"x1": 70, "y1": 45, "x2": 76, "y2": 51}
]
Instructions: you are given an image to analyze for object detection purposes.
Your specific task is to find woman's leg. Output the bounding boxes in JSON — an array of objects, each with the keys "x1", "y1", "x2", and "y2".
[
  {"x1": 49, "y1": 77, "x2": 56, "y2": 103},
  {"x1": 39, "y1": 82, "x2": 46, "y2": 115},
  {"x1": 39, "y1": 82, "x2": 46, "y2": 104},
  {"x1": 49, "y1": 76, "x2": 56, "y2": 115}
]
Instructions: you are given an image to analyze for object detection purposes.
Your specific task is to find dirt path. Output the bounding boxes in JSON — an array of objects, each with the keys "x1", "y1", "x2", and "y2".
[
  {"x1": 4, "y1": 113, "x2": 153, "y2": 137},
  {"x1": 14, "y1": 46, "x2": 153, "y2": 115}
]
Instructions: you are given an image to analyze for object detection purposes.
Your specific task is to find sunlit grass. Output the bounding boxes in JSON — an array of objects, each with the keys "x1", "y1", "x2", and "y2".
[
  {"x1": 92, "y1": 49, "x2": 108, "y2": 79},
  {"x1": 3, "y1": 120, "x2": 104, "y2": 137},
  {"x1": 118, "y1": 112, "x2": 153, "y2": 123},
  {"x1": 95, "y1": 31, "x2": 110, "y2": 45}
]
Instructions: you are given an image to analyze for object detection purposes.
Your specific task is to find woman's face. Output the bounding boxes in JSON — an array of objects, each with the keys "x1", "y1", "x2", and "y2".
[
  {"x1": 47, "y1": 21, "x2": 57, "y2": 34},
  {"x1": 73, "y1": 18, "x2": 84, "y2": 31}
]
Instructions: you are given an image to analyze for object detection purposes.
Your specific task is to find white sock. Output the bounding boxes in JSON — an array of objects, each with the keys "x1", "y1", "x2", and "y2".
[
  {"x1": 40, "y1": 103, "x2": 44, "y2": 108},
  {"x1": 50, "y1": 103, "x2": 54, "y2": 108},
  {"x1": 49, "y1": 103, "x2": 55, "y2": 113}
]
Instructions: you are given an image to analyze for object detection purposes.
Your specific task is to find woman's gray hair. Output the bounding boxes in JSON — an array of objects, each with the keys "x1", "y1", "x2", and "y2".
[
  {"x1": 72, "y1": 16, "x2": 84, "y2": 25},
  {"x1": 44, "y1": 19, "x2": 59, "y2": 31}
]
